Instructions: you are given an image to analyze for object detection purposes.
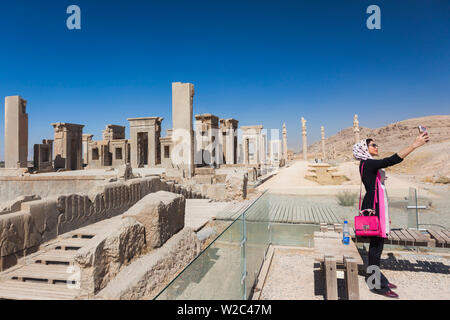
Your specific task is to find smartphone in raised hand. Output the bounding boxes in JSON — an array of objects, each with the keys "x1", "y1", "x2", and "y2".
[
  {"x1": 418, "y1": 125, "x2": 427, "y2": 134},
  {"x1": 418, "y1": 125, "x2": 429, "y2": 142}
]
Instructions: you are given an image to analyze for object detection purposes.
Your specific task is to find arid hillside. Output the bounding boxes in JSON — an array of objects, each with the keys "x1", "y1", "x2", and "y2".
[{"x1": 308, "y1": 115, "x2": 450, "y2": 179}]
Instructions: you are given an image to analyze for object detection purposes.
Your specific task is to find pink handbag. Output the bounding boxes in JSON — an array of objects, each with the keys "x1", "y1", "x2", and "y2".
[{"x1": 354, "y1": 163, "x2": 380, "y2": 237}]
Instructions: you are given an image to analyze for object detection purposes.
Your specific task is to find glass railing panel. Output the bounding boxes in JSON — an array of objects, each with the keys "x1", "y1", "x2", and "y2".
[
  {"x1": 155, "y1": 213, "x2": 244, "y2": 300},
  {"x1": 415, "y1": 185, "x2": 449, "y2": 231},
  {"x1": 244, "y1": 192, "x2": 271, "y2": 298}
]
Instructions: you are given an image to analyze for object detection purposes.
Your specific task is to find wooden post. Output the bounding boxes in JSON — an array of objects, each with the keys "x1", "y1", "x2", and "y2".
[
  {"x1": 344, "y1": 257, "x2": 359, "y2": 300},
  {"x1": 324, "y1": 256, "x2": 338, "y2": 300}
]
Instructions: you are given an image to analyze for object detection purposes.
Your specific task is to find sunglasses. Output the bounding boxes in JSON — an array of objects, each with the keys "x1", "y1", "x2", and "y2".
[{"x1": 368, "y1": 143, "x2": 378, "y2": 148}]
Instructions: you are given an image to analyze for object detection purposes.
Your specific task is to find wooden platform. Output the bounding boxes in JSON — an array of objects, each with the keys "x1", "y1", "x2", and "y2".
[
  {"x1": 352, "y1": 228, "x2": 450, "y2": 248},
  {"x1": 216, "y1": 197, "x2": 340, "y2": 225}
]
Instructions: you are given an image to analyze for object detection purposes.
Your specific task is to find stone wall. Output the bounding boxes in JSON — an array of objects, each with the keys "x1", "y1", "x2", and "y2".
[
  {"x1": 0, "y1": 176, "x2": 108, "y2": 203},
  {"x1": 0, "y1": 176, "x2": 205, "y2": 271}
]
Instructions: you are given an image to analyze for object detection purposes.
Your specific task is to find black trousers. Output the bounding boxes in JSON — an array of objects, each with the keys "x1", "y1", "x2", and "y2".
[{"x1": 365, "y1": 236, "x2": 390, "y2": 293}]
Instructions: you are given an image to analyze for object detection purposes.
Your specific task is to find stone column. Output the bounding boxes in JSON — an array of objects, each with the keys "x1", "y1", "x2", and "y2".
[
  {"x1": 172, "y1": 82, "x2": 195, "y2": 178},
  {"x1": 220, "y1": 118, "x2": 238, "y2": 164},
  {"x1": 321, "y1": 126, "x2": 326, "y2": 161},
  {"x1": 353, "y1": 114, "x2": 360, "y2": 143},
  {"x1": 244, "y1": 138, "x2": 249, "y2": 164},
  {"x1": 82, "y1": 134, "x2": 93, "y2": 166},
  {"x1": 282, "y1": 123, "x2": 288, "y2": 162},
  {"x1": 4, "y1": 96, "x2": 28, "y2": 168},
  {"x1": 301, "y1": 117, "x2": 307, "y2": 161},
  {"x1": 259, "y1": 132, "x2": 266, "y2": 164}
]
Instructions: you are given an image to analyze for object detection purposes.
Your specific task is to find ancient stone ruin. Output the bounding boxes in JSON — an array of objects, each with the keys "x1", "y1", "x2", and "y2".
[{"x1": 0, "y1": 82, "x2": 291, "y2": 299}]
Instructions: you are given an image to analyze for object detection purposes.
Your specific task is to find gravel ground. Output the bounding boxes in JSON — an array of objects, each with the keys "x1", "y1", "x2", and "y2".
[{"x1": 260, "y1": 247, "x2": 450, "y2": 300}]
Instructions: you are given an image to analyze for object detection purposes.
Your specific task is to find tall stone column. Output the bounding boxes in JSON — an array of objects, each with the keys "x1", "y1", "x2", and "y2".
[
  {"x1": 301, "y1": 117, "x2": 307, "y2": 161},
  {"x1": 4, "y1": 96, "x2": 28, "y2": 168},
  {"x1": 321, "y1": 126, "x2": 326, "y2": 161},
  {"x1": 172, "y1": 82, "x2": 195, "y2": 178},
  {"x1": 353, "y1": 114, "x2": 360, "y2": 143},
  {"x1": 282, "y1": 123, "x2": 288, "y2": 162}
]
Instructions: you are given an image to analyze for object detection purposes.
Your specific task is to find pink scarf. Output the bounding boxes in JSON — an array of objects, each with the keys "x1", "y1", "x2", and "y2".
[{"x1": 375, "y1": 171, "x2": 388, "y2": 238}]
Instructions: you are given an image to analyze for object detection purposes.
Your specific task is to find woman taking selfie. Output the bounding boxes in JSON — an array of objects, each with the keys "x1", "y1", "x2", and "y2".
[{"x1": 352, "y1": 131, "x2": 429, "y2": 298}]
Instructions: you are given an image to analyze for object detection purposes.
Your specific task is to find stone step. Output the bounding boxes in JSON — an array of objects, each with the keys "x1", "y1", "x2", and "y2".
[
  {"x1": 53, "y1": 238, "x2": 92, "y2": 250},
  {"x1": 32, "y1": 250, "x2": 78, "y2": 265},
  {"x1": 0, "y1": 280, "x2": 80, "y2": 300},
  {"x1": 8, "y1": 264, "x2": 79, "y2": 284}
]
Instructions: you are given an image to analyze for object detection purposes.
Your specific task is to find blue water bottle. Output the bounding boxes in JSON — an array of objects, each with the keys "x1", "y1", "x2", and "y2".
[{"x1": 342, "y1": 221, "x2": 350, "y2": 245}]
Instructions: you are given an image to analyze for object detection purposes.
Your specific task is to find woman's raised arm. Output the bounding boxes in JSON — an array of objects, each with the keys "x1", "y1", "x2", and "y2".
[{"x1": 397, "y1": 132, "x2": 430, "y2": 159}]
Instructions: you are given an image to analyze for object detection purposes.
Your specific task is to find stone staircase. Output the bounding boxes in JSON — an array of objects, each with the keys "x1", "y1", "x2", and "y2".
[{"x1": 0, "y1": 219, "x2": 114, "y2": 300}]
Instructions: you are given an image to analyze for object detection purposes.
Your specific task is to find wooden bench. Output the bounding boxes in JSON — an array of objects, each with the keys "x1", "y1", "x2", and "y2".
[{"x1": 314, "y1": 229, "x2": 363, "y2": 300}]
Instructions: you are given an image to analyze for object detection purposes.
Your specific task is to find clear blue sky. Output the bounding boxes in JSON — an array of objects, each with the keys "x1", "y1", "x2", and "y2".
[{"x1": 0, "y1": 0, "x2": 449, "y2": 159}]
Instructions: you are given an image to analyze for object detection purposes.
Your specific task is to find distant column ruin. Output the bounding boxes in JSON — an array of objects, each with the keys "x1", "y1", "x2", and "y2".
[
  {"x1": 282, "y1": 123, "x2": 288, "y2": 163},
  {"x1": 52, "y1": 123, "x2": 84, "y2": 170},
  {"x1": 301, "y1": 117, "x2": 307, "y2": 161},
  {"x1": 127, "y1": 118, "x2": 163, "y2": 168},
  {"x1": 4, "y1": 96, "x2": 28, "y2": 168},
  {"x1": 172, "y1": 82, "x2": 195, "y2": 178},
  {"x1": 269, "y1": 139, "x2": 282, "y2": 165},
  {"x1": 220, "y1": 118, "x2": 239, "y2": 165},
  {"x1": 353, "y1": 114, "x2": 360, "y2": 143},
  {"x1": 321, "y1": 126, "x2": 326, "y2": 161}
]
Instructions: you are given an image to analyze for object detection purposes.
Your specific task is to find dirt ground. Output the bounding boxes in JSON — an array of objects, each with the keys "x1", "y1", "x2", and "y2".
[{"x1": 260, "y1": 247, "x2": 450, "y2": 300}]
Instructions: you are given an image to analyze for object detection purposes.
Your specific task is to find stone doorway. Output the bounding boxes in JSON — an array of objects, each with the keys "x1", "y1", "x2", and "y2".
[{"x1": 137, "y1": 132, "x2": 148, "y2": 167}]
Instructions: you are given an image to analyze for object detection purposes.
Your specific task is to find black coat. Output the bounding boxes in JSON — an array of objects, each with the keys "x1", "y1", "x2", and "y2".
[{"x1": 359, "y1": 153, "x2": 403, "y2": 216}]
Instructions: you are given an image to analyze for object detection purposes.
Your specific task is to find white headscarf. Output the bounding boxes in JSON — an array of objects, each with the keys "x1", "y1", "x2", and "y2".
[{"x1": 353, "y1": 139, "x2": 373, "y2": 161}]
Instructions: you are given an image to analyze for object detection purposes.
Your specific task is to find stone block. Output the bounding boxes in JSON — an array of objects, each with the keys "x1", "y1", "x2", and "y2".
[
  {"x1": 195, "y1": 167, "x2": 215, "y2": 175},
  {"x1": 122, "y1": 191, "x2": 185, "y2": 249},
  {"x1": 74, "y1": 217, "x2": 146, "y2": 294},
  {"x1": 96, "y1": 227, "x2": 201, "y2": 300},
  {"x1": 0, "y1": 195, "x2": 41, "y2": 215},
  {"x1": 225, "y1": 172, "x2": 248, "y2": 201}
]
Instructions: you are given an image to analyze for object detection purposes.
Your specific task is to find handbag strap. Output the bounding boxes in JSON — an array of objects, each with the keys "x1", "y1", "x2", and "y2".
[{"x1": 358, "y1": 162, "x2": 364, "y2": 211}]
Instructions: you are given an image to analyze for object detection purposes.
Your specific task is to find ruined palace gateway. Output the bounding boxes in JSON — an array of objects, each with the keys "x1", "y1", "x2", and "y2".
[
  {"x1": 172, "y1": 82, "x2": 195, "y2": 178},
  {"x1": 301, "y1": 117, "x2": 307, "y2": 161},
  {"x1": 195, "y1": 114, "x2": 219, "y2": 166},
  {"x1": 220, "y1": 118, "x2": 239, "y2": 165},
  {"x1": 353, "y1": 114, "x2": 360, "y2": 143},
  {"x1": 127, "y1": 118, "x2": 162, "y2": 168},
  {"x1": 52, "y1": 123, "x2": 84, "y2": 170},
  {"x1": 33, "y1": 139, "x2": 53, "y2": 171},
  {"x1": 4, "y1": 96, "x2": 28, "y2": 168},
  {"x1": 241, "y1": 125, "x2": 266, "y2": 165}
]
